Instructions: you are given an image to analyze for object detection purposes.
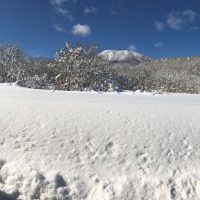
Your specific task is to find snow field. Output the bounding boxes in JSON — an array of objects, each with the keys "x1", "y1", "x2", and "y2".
[{"x1": 1, "y1": 84, "x2": 200, "y2": 199}]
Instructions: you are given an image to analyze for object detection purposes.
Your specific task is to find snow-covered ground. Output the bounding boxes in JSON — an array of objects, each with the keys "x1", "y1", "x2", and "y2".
[{"x1": 1, "y1": 84, "x2": 200, "y2": 199}]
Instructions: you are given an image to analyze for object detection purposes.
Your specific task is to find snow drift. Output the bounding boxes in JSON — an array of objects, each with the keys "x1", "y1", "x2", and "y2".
[{"x1": 1, "y1": 84, "x2": 200, "y2": 199}]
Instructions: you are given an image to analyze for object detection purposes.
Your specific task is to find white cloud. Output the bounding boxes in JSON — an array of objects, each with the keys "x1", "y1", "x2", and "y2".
[
  {"x1": 56, "y1": 8, "x2": 73, "y2": 20},
  {"x1": 71, "y1": 24, "x2": 91, "y2": 36},
  {"x1": 50, "y1": 0, "x2": 76, "y2": 21},
  {"x1": 156, "y1": 9, "x2": 200, "y2": 32},
  {"x1": 154, "y1": 42, "x2": 164, "y2": 48},
  {"x1": 128, "y1": 44, "x2": 137, "y2": 51},
  {"x1": 84, "y1": 7, "x2": 98, "y2": 15},
  {"x1": 50, "y1": 0, "x2": 67, "y2": 6},
  {"x1": 50, "y1": 0, "x2": 77, "y2": 6},
  {"x1": 154, "y1": 21, "x2": 165, "y2": 32},
  {"x1": 53, "y1": 24, "x2": 65, "y2": 32},
  {"x1": 167, "y1": 10, "x2": 199, "y2": 31},
  {"x1": 183, "y1": 10, "x2": 199, "y2": 22},
  {"x1": 167, "y1": 11, "x2": 186, "y2": 31},
  {"x1": 57, "y1": 8, "x2": 68, "y2": 15}
]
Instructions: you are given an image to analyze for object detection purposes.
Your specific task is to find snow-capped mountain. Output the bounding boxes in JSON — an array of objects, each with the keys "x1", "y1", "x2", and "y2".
[
  {"x1": 99, "y1": 50, "x2": 151, "y2": 68},
  {"x1": 99, "y1": 50, "x2": 144, "y2": 61}
]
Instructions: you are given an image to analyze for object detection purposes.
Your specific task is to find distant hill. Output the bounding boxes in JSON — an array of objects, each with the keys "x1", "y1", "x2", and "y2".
[{"x1": 99, "y1": 50, "x2": 151, "y2": 68}]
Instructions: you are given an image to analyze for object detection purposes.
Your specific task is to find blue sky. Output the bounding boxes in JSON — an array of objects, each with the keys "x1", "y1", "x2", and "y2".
[{"x1": 0, "y1": 0, "x2": 200, "y2": 58}]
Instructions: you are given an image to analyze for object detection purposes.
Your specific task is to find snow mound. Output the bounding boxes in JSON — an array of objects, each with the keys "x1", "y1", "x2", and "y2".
[
  {"x1": 1, "y1": 84, "x2": 200, "y2": 199},
  {"x1": 0, "y1": 160, "x2": 71, "y2": 199}
]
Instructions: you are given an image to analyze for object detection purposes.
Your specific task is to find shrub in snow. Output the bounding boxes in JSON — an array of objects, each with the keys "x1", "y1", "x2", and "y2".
[
  {"x1": 17, "y1": 73, "x2": 48, "y2": 89},
  {"x1": 0, "y1": 63, "x2": 6, "y2": 82},
  {"x1": 16, "y1": 58, "x2": 55, "y2": 89}
]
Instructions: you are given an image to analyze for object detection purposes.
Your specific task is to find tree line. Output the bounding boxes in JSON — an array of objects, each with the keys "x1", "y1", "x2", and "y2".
[
  {"x1": 0, "y1": 43, "x2": 118, "y2": 92},
  {"x1": 1, "y1": 42, "x2": 200, "y2": 93}
]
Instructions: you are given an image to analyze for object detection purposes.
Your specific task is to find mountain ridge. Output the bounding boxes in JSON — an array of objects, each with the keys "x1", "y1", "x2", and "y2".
[{"x1": 99, "y1": 49, "x2": 151, "y2": 68}]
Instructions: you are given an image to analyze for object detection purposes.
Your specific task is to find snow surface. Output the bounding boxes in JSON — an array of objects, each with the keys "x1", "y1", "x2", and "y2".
[
  {"x1": 99, "y1": 50, "x2": 146, "y2": 61},
  {"x1": 1, "y1": 84, "x2": 200, "y2": 199}
]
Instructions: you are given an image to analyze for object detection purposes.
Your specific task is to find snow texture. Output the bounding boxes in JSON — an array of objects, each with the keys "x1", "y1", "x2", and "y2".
[{"x1": 1, "y1": 83, "x2": 200, "y2": 199}]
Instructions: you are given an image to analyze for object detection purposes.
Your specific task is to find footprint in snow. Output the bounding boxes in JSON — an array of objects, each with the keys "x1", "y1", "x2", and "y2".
[{"x1": 179, "y1": 138, "x2": 194, "y2": 159}]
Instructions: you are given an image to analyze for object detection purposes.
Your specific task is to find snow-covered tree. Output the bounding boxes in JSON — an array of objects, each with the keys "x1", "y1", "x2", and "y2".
[
  {"x1": 0, "y1": 45, "x2": 25, "y2": 82},
  {"x1": 54, "y1": 43, "x2": 112, "y2": 91},
  {"x1": 16, "y1": 57, "x2": 55, "y2": 89},
  {"x1": 119, "y1": 56, "x2": 200, "y2": 93},
  {"x1": 0, "y1": 63, "x2": 5, "y2": 82}
]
